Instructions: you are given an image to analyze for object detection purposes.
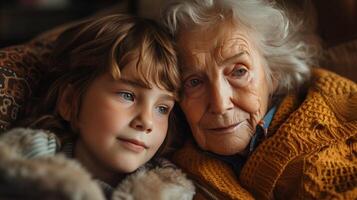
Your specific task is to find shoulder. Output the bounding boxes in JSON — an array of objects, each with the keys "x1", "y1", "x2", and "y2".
[
  {"x1": 173, "y1": 140, "x2": 254, "y2": 199},
  {"x1": 310, "y1": 68, "x2": 357, "y2": 122},
  {"x1": 0, "y1": 127, "x2": 60, "y2": 159},
  {"x1": 112, "y1": 157, "x2": 195, "y2": 200},
  {"x1": 311, "y1": 68, "x2": 357, "y2": 95}
]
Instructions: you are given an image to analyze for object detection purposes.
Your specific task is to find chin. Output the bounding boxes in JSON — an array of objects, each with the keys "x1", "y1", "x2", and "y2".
[
  {"x1": 206, "y1": 139, "x2": 250, "y2": 156},
  {"x1": 116, "y1": 160, "x2": 142, "y2": 173},
  {"x1": 209, "y1": 147, "x2": 246, "y2": 156}
]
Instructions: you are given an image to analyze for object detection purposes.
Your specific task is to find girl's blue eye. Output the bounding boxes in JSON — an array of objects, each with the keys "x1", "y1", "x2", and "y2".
[
  {"x1": 232, "y1": 66, "x2": 248, "y2": 77},
  {"x1": 118, "y1": 92, "x2": 135, "y2": 101},
  {"x1": 157, "y1": 106, "x2": 170, "y2": 115}
]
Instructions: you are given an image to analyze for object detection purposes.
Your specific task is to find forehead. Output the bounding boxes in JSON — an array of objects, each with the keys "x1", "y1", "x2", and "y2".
[
  {"x1": 116, "y1": 55, "x2": 169, "y2": 89},
  {"x1": 177, "y1": 21, "x2": 253, "y2": 69},
  {"x1": 118, "y1": 58, "x2": 157, "y2": 88}
]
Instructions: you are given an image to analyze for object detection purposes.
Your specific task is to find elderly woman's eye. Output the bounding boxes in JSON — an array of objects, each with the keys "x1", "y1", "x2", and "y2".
[
  {"x1": 185, "y1": 78, "x2": 202, "y2": 88},
  {"x1": 232, "y1": 66, "x2": 248, "y2": 77}
]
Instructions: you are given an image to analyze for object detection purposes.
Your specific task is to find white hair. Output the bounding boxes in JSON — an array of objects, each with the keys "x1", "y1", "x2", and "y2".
[{"x1": 161, "y1": 0, "x2": 319, "y2": 95}]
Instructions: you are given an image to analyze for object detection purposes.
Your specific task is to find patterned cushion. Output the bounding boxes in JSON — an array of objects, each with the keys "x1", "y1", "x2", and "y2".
[
  {"x1": 0, "y1": 35, "x2": 56, "y2": 132},
  {"x1": 0, "y1": 19, "x2": 88, "y2": 132}
]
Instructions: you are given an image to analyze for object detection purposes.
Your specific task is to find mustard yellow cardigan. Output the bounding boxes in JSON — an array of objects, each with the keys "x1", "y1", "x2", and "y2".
[{"x1": 173, "y1": 68, "x2": 357, "y2": 200}]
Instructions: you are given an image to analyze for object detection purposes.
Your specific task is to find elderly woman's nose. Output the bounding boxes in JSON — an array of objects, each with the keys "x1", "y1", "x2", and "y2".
[{"x1": 208, "y1": 80, "x2": 233, "y2": 114}]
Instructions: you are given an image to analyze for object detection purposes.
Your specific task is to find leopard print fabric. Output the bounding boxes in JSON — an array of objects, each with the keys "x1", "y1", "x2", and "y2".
[{"x1": 0, "y1": 39, "x2": 55, "y2": 131}]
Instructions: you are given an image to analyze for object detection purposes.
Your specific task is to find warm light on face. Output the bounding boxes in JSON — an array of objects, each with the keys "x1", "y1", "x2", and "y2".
[
  {"x1": 74, "y1": 61, "x2": 175, "y2": 182},
  {"x1": 178, "y1": 21, "x2": 271, "y2": 155}
]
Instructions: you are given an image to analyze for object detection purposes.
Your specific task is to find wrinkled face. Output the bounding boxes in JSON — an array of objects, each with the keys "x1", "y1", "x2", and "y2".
[
  {"x1": 177, "y1": 21, "x2": 272, "y2": 155},
  {"x1": 75, "y1": 62, "x2": 175, "y2": 177}
]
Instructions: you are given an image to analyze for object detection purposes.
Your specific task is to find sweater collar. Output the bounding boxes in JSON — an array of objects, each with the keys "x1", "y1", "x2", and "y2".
[{"x1": 204, "y1": 106, "x2": 278, "y2": 175}]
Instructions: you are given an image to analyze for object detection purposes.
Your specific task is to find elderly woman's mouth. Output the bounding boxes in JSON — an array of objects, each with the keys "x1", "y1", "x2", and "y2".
[{"x1": 206, "y1": 121, "x2": 244, "y2": 134}]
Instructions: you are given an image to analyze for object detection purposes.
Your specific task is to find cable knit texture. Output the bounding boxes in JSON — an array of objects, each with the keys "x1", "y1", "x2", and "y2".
[
  {"x1": 173, "y1": 141, "x2": 254, "y2": 200},
  {"x1": 173, "y1": 68, "x2": 357, "y2": 200}
]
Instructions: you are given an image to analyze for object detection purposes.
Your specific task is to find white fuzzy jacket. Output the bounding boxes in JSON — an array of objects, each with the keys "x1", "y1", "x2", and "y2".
[{"x1": 0, "y1": 128, "x2": 195, "y2": 200}]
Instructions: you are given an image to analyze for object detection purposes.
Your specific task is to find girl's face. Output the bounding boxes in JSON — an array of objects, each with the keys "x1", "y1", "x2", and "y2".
[{"x1": 74, "y1": 62, "x2": 175, "y2": 182}]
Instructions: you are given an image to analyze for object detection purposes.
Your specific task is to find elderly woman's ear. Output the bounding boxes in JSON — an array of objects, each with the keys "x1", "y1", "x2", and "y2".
[{"x1": 57, "y1": 84, "x2": 74, "y2": 121}]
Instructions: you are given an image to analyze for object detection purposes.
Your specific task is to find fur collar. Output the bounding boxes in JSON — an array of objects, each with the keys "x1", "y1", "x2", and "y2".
[{"x1": 0, "y1": 128, "x2": 195, "y2": 199}]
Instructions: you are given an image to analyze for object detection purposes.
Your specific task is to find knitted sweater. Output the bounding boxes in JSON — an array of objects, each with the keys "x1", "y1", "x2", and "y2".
[{"x1": 172, "y1": 68, "x2": 357, "y2": 200}]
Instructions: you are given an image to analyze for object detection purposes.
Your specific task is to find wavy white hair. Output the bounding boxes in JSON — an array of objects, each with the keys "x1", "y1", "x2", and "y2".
[{"x1": 161, "y1": 0, "x2": 319, "y2": 95}]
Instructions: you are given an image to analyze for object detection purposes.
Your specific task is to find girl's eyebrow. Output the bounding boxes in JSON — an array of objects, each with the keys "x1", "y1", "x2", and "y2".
[
  {"x1": 116, "y1": 78, "x2": 175, "y2": 101},
  {"x1": 159, "y1": 94, "x2": 175, "y2": 102},
  {"x1": 118, "y1": 77, "x2": 148, "y2": 88}
]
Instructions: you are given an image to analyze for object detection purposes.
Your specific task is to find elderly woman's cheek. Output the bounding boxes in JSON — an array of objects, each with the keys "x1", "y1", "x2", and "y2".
[
  {"x1": 231, "y1": 87, "x2": 262, "y2": 115},
  {"x1": 180, "y1": 97, "x2": 204, "y2": 123}
]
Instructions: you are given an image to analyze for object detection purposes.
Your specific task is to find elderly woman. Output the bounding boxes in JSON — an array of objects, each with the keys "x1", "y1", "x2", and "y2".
[{"x1": 162, "y1": 0, "x2": 357, "y2": 199}]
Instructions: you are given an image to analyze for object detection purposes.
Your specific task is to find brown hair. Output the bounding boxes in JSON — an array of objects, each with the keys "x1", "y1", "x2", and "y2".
[{"x1": 20, "y1": 14, "x2": 181, "y2": 151}]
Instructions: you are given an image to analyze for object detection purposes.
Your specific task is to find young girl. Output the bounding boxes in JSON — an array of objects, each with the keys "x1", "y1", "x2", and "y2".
[{"x1": 0, "y1": 14, "x2": 194, "y2": 199}]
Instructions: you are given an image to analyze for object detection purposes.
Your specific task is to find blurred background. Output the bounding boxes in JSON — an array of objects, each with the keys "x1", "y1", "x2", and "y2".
[
  {"x1": 1, "y1": 0, "x2": 357, "y2": 47},
  {"x1": 0, "y1": 0, "x2": 136, "y2": 47}
]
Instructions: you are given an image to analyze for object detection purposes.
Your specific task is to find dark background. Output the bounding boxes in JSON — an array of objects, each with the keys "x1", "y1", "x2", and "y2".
[
  {"x1": 2, "y1": 0, "x2": 357, "y2": 48},
  {"x1": 0, "y1": 0, "x2": 139, "y2": 47}
]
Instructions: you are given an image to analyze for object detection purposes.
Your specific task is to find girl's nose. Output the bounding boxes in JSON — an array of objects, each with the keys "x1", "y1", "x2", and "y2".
[{"x1": 130, "y1": 109, "x2": 153, "y2": 134}]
